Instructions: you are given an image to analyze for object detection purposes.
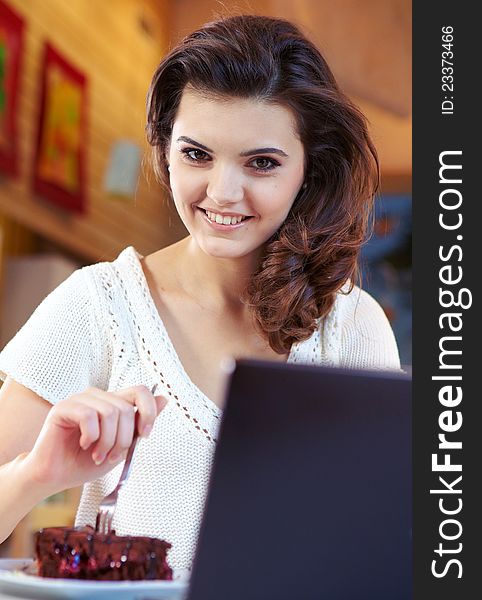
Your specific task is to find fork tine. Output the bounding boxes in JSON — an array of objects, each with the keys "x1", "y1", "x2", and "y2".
[
  {"x1": 99, "y1": 510, "x2": 107, "y2": 535},
  {"x1": 96, "y1": 510, "x2": 104, "y2": 534},
  {"x1": 106, "y1": 510, "x2": 114, "y2": 535},
  {"x1": 97, "y1": 510, "x2": 104, "y2": 534},
  {"x1": 104, "y1": 510, "x2": 110, "y2": 535}
]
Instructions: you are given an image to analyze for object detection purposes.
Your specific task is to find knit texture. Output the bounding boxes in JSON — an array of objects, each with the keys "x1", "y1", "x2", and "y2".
[{"x1": 0, "y1": 246, "x2": 400, "y2": 570}]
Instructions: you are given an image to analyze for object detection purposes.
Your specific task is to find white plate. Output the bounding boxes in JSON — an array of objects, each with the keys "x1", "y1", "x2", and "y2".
[{"x1": 0, "y1": 559, "x2": 189, "y2": 600}]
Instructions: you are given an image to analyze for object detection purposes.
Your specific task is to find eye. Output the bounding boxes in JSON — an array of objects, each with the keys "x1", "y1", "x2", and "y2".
[
  {"x1": 250, "y1": 157, "x2": 280, "y2": 172},
  {"x1": 180, "y1": 148, "x2": 210, "y2": 163}
]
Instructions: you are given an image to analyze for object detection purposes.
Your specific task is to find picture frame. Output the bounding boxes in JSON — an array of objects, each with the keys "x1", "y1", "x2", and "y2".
[
  {"x1": 0, "y1": 0, "x2": 25, "y2": 176},
  {"x1": 33, "y1": 43, "x2": 87, "y2": 213}
]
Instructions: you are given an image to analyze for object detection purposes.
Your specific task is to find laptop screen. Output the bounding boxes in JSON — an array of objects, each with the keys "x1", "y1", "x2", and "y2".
[{"x1": 187, "y1": 359, "x2": 411, "y2": 600}]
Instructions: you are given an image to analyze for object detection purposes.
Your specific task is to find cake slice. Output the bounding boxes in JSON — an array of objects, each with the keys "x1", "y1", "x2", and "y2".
[{"x1": 34, "y1": 525, "x2": 173, "y2": 580}]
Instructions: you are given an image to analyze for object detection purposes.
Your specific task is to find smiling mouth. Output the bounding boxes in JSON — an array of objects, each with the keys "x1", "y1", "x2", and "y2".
[{"x1": 198, "y1": 208, "x2": 252, "y2": 226}]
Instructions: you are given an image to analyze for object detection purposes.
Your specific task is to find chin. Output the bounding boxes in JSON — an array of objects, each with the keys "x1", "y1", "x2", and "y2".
[{"x1": 198, "y1": 238, "x2": 258, "y2": 260}]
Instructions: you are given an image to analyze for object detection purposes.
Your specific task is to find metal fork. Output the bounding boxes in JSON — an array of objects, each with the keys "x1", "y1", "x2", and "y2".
[{"x1": 95, "y1": 384, "x2": 158, "y2": 534}]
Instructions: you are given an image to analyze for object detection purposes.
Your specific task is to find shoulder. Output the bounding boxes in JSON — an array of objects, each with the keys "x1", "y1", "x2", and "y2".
[
  {"x1": 19, "y1": 245, "x2": 141, "y2": 354},
  {"x1": 333, "y1": 283, "x2": 401, "y2": 371},
  {"x1": 0, "y1": 257, "x2": 123, "y2": 402},
  {"x1": 79, "y1": 246, "x2": 136, "y2": 283},
  {"x1": 75, "y1": 246, "x2": 143, "y2": 302},
  {"x1": 336, "y1": 283, "x2": 389, "y2": 329}
]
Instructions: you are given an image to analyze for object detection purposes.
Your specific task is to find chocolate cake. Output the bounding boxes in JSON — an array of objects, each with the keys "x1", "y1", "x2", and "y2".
[{"x1": 34, "y1": 526, "x2": 173, "y2": 580}]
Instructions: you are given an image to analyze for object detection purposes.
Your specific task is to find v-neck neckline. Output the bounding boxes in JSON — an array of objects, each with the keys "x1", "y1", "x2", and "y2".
[{"x1": 124, "y1": 247, "x2": 296, "y2": 414}]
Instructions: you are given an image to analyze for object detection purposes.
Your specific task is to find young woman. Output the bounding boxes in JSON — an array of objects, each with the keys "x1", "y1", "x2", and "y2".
[{"x1": 0, "y1": 15, "x2": 400, "y2": 569}]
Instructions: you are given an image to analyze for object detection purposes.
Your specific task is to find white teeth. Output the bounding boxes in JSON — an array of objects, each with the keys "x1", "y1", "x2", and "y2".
[{"x1": 205, "y1": 210, "x2": 247, "y2": 225}]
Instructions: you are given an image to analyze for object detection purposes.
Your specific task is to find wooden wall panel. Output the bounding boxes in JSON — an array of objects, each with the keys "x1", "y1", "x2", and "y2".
[
  {"x1": 0, "y1": 0, "x2": 411, "y2": 267},
  {"x1": 0, "y1": 0, "x2": 186, "y2": 263},
  {"x1": 170, "y1": 0, "x2": 412, "y2": 188},
  {"x1": 274, "y1": 0, "x2": 411, "y2": 117}
]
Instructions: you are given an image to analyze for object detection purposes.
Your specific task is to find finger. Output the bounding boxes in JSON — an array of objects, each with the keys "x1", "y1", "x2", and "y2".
[
  {"x1": 104, "y1": 398, "x2": 136, "y2": 463},
  {"x1": 85, "y1": 389, "x2": 155, "y2": 459},
  {"x1": 108, "y1": 448, "x2": 128, "y2": 467},
  {"x1": 78, "y1": 406, "x2": 101, "y2": 450},
  {"x1": 155, "y1": 395, "x2": 169, "y2": 414},
  {"x1": 114, "y1": 385, "x2": 159, "y2": 437},
  {"x1": 73, "y1": 395, "x2": 121, "y2": 465},
  {"x1": 50, "y1": 401, "x2": 100, "y2": 451},
  {"x1": 83, "y1": 393, "x2": 140, "y2": 464},
  {"x1": 82, "y1": 386, "x2": 167, "y2": 440}
]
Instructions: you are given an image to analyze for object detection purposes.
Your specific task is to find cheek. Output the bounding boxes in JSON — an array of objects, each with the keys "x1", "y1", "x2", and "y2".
[
  {"x1": 275, "y1": 164, "x2": 304, "y2": 193},
  {"x1": 171, "y1": 175, "x2": 200, "y2": 209},
  {"x1": 262, "y1": 178, "x2": 301, "y2": 215}
]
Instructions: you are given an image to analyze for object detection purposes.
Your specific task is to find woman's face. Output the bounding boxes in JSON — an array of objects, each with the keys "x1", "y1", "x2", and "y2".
[{"x1": 167, "y1": 87, "x2": 305, "y2": 261}]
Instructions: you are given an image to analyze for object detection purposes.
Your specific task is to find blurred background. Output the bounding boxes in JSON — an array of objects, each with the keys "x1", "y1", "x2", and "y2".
[{"x1": 0, "y1": 0, "x2": 411, "y2": 557}]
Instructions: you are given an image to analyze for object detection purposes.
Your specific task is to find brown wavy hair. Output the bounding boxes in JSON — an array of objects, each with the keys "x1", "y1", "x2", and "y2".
[{"x1": 146, "y1": 15, "x2": 379, "y2": 354}]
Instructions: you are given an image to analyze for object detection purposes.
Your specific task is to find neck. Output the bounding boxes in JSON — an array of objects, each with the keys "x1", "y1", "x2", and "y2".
[{"x1": 175, "y1": 237, "x2": 262, "y2": 309}]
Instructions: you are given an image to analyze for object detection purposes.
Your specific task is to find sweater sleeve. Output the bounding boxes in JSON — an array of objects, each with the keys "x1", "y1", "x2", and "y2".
[
  {"x1": 339, "y1": 286, "x2": 402, "y2": 371},
  {"x1": 0, "y1": 268, "x2": 108, "y2": 404}
]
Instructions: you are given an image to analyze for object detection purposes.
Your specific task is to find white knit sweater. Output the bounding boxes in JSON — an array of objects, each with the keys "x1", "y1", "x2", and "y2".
[{"x1": 0, "y1": 246, "x2": 400, "y2": 570}]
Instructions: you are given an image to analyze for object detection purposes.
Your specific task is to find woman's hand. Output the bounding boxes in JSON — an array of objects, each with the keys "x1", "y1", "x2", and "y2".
[{"x1": 22, "y1": 386, "x2": 168, "y2": 494}]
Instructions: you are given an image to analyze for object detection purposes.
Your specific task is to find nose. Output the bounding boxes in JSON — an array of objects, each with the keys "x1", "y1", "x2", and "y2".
[{"x1": 206, "y1": 163, "x2": 244, "y2": 206}]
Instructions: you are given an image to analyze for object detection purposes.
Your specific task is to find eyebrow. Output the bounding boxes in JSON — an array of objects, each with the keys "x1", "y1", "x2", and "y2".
[{"x1": 176, "y1": 136, "x2": 288, "y2": 158}]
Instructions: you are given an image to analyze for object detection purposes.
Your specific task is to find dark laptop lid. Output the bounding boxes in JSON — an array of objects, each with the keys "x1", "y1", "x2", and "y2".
[{"x1": 187, "y1": 359, "x2": 412, "y2": 600}]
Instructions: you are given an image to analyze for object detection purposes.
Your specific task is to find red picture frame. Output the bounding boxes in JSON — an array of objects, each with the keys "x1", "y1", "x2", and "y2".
[
  {"x1": 0, "y1": 0, "x2": 25, "y2": 176},
  {"x1": 33, "y1": 43, "x2": 88, "y2": 213}
]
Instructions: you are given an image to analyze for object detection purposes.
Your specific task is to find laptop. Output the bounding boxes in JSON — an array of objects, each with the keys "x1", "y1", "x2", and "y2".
[{"x1": 187, "y1": 359, "x2": 411, "y2": 600}]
